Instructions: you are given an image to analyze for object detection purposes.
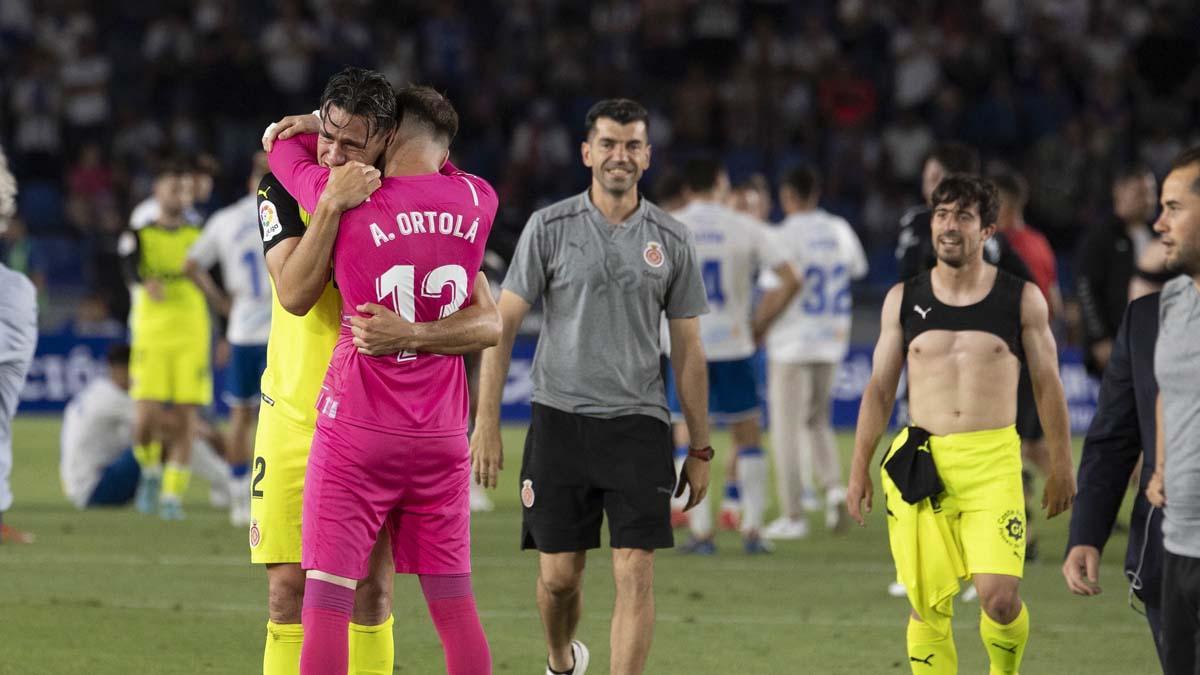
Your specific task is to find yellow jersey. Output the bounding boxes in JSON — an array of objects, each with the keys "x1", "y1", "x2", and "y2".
[
  {"x1": 124, "y1": 223, "x2": 210, "y2": 347},
  {"x1": 257, "y1": 173, "x2": 341, "y2": 428}
]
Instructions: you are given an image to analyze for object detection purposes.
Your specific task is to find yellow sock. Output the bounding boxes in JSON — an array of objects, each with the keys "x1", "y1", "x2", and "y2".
[
  {"x1": 907, "y1": 614, "x2": 957, "y2": 674},
  {"x1": 161, "y1": 464, "x2": 192, "y2": 500},
  {"x1": 133, "y1": 441, "x2": 162, "y2": 471},
  {"x1": 980, "y1": 603, "x2": 1029, "y2": 675},
  {"x1": 263, "y1": 620, "x2": 303, "y2": 675},
  {"x1": 349, "y1": 615, "x2": 394, "y2": 675}
]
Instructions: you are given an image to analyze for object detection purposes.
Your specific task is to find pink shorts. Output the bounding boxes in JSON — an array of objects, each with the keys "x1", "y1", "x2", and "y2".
[{"x1": 301, "y1": 418, "x2": 471, "y2": 579}]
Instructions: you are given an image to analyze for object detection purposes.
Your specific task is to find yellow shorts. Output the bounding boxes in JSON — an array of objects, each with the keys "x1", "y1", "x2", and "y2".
[
  {"x1": 884, "y1": 425, "x2": 1026, "y2": 579},
  {"x1": 129, "y1": 341, "x2": 212, "y2": 406},
  {"x1": 249, "y1": 401, "x2": 313, "y2": 564}
]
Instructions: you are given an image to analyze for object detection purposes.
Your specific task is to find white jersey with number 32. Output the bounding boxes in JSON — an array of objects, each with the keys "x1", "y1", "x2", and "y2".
[{"x1": 764, "y1": 208, "x2": 867, "y2": 364}]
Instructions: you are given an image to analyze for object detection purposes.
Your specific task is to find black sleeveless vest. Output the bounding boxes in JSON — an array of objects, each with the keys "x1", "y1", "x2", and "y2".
[{"x1": 900, "y1": 268, "x2": 1026, "y2": 362}]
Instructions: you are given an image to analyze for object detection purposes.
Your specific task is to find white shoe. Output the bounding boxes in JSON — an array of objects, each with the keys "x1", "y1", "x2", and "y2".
[
  {"x1": 825, "y1": 487, "x2": 849, "y2": 532},
  {"x1": 762, "y1": 517, "x2": 810, "y2": 540},
  {"x1": 888, "y1": 581, "x2": 908, "y2": 598},
  {"x1": 469, "y1": 482, "x2": 494, "y2": 512},
  {"x1": 208, "y1": 482, "x2": 230, "y2": 509},
  {"x1": 800, "y1": 489, "x2": 821, "y2": 513},
  {"x1": 546, "y1": 639, "x2": 589, "y2": 675},
  {"x1": 960, "y1": 584, "x2": 978, "y2": 602},
  {"x1": 228, "y1": 475, "x2": 251, "y2": 527}
]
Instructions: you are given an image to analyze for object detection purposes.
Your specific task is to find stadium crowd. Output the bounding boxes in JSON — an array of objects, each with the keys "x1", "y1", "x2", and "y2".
[{"x1": 2, "y1": 0, "x2": 1199, "y2": 331}]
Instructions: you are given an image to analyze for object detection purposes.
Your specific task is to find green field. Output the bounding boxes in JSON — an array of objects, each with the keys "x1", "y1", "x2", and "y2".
[{"x1": 0, "y1": 416, "x2": 1157, "y2": 674}]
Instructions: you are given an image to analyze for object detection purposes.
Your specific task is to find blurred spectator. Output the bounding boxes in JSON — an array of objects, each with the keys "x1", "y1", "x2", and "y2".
[
  {"x1": 1075, "y1": 165, "x2": 1158, "y2": 376},
  {"x1": 881, "y1": 108, "x2": 934, "y2": 186},
  {"x1": 59, "y1": 33, "x2": 111, "y2": 147},
  {"x1": 65, "y1": 143, "x2": 117, "y2": 234},
  {"x1": 818, "y1": 61, "x2": 877, "y2": 131},
  {"x1": 509, "y1": 99, "x2": 573, "y2": 191},
  {"x1": 260, "y1": 1, "x2": 320, "y2": 109},
  {"x1": 9, "y1": 51, "x2": 63, "y2": 178},
  {"x1": 992, "y1": 168, "x2": 1064, "y2": 322},
  {"x1": 1, "y1": 218, "x2": 46, "y2": 295},
  {"x1": 70, "y1": 294, "x2": 124, "y2": 339},
  {"x1": 890, "y1": 11, "x2": 942, "y2": 110}
]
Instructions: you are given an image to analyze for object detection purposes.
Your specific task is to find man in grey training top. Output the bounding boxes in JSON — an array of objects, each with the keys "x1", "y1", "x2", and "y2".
[
  {"x1": 0, "y1": 144, "x2": 37, "y2": 544},
  {"x1": 1146, "y1": 147, "x2": 1200, "y2": 675},
  {"x1": 472, "y1": 99, "x2": 712, "y2": 675}
]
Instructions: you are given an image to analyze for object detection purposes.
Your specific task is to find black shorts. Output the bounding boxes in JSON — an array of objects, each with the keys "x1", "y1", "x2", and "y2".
[
  {"x1": 1016, "y1": 366, "x2": 1043, "y2": 440},
  {"x1": 1161, "y1": 550, "x2": 1200, "y2": 674},
  {"x1": 520, "y1": 403, "x2": 676, "y2": 553}
]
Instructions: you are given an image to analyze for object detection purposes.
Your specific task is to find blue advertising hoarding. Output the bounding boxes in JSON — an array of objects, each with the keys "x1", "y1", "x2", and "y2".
[{"x1": 21, "y1": 332, "x2": 1100, "y2": 434}]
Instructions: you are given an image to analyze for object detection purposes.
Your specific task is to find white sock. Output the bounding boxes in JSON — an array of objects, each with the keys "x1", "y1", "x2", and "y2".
[
  {"x1": 739, "y1": 450, "x2": 768, "y2": 535},
  {"x1": 689, "y1": 492, "x2": 713, "y2": 539}
]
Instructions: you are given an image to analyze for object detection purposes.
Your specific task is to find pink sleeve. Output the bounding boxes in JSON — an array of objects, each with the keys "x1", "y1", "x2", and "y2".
[{"x1": 267, "y1": 133, "x2": 328, "y2": 213}]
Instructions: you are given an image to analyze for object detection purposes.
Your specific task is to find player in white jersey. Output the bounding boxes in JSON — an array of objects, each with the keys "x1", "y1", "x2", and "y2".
[
  {"x1": 59, "y1": 343, "x2": 234, "y2": 510},
  {"x1": 667, "y1": 157, "x2": 800, "y2": 553},
  {"x1": 60, "y1": 345, "x2": 138, "y2": 508},
  {"x1": 761, "y1": 165, "x2": 867, "y2": 540},
  {"x1": 185, "y1": 153, "x2": 274, "y2": 527}
]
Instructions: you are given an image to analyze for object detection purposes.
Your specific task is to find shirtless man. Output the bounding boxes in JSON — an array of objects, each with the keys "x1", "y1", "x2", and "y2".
[{"x1": 847, "y1": 175, "x2": 1075, "y2": 675}]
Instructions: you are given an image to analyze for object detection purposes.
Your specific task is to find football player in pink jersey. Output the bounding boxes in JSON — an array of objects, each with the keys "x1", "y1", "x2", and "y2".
[{"x1": 267, "y1": 86, "x2": 497, "y2": 675}]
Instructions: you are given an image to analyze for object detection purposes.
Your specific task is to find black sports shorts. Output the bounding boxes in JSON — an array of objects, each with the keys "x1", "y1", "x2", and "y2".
[{"x1": 519, "y1": 403, "x2": 676, "y2": 553}]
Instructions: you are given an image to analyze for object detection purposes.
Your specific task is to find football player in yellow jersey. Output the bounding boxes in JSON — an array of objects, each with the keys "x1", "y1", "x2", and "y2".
[
  {"x1": 254, "y1": 67, "x2": 501, "y2": 675},
  {"x1": 119, "y1": 158, "x2": 210, "y2": 521}
]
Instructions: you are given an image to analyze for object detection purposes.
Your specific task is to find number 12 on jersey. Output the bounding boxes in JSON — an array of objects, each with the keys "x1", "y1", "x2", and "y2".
[{"x1": 374, "y1": 264, "x2": 469, "y2": 362}]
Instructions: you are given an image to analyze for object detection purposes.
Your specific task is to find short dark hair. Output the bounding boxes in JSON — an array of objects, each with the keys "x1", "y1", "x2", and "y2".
[
  {"x1": 1169, "y1": 146, "x2": 1200, "y2": 195},
  {"x1": 653, "y1": 169, "x2": 685, "y2": 204},
  {"x1": 782, "y1": 164, "x2": 821, "y2": 200},
  {"x1": 394, "y1": 85, "x2": 459, "y2": 145},
  {"x1": 1113, "y1": 162, "x2": 1154, "y2": 185},
  {"x1": 107, "y1": 343, "x2": 131, "y2": 367},
  {"x1": 681, "y1": 156, "x2": 723, "y2": 192},
  {"x1": 190, "y1": 153, "x2": 220, "y2": 177},
  {"x1": 319, "y1": 67, "x2": 397, "y2": 139},
  {"x1": 930, "y1": 174, "x2": 1000, "y2": 228},
  {"x1": 153, "y1": 155, "x2": 189, "y2": 178},
  {"x1": 989, "y1": 169, "x2": 1028, "y2": 207},
  {"x1": 584, "y1": 98, "x2": 649, "y2": 137},
  {"x1": 926, "y1": 142, "x2": 980, "y2": 175}
]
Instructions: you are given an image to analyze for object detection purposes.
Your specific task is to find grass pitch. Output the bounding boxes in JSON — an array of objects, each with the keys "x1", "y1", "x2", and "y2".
[{"x1": 0, "y1": 416, "x2": 1157, "y2": 673}]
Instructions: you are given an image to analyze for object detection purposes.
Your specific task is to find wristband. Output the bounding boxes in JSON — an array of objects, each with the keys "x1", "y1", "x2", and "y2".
[{"x1": 688, "y1": 446, "x2": 714, "y2": 461}]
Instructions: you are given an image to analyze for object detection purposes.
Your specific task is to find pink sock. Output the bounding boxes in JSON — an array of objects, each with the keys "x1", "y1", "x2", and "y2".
[
  {"x1": 300, "y1": 577, "x2": 355, "y2": 675},
  {"x1": 420, "y1": 574, "x2": 492, "y2": 675}
]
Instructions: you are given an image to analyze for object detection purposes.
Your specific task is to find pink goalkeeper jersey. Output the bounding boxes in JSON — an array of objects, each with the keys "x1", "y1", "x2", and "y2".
[{"x1": 268, "y1": 134, "x2": 496, "y2": 436}]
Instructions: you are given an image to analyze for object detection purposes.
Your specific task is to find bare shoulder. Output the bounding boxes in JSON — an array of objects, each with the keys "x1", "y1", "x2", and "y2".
[
  {"x1": 881, "y1": 282, "x2": 904, "y2": 317},
  {"x1": 1019, "y1": 280, "x2": 1049, "y2": 326}
]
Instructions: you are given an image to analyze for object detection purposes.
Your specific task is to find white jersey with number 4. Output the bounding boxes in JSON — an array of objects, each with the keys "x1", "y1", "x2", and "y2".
[
  {"x1": 673, "y1": 200, "x2": 780, "y2": 361},
  {"x1": 187, "y1": 194, "x2": 272, "y2": 345},
  {"x1": 765, "y1": 208, "x2": 868, "y2": 364}
]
